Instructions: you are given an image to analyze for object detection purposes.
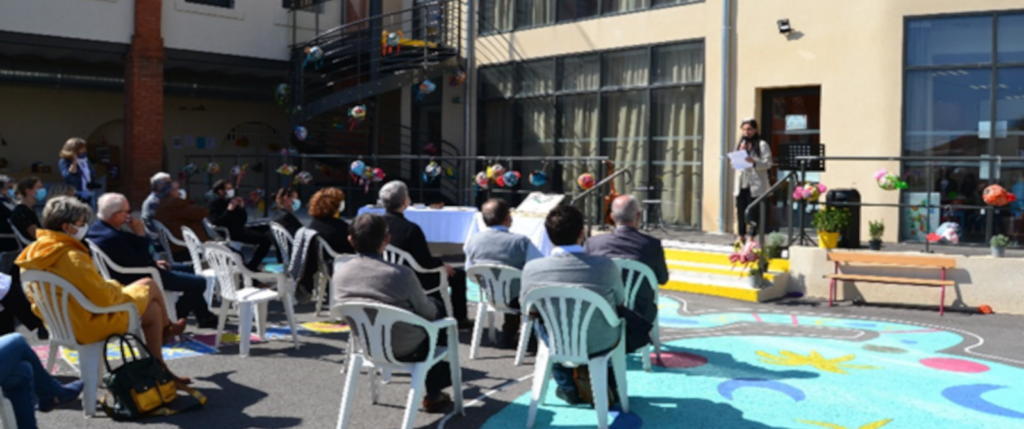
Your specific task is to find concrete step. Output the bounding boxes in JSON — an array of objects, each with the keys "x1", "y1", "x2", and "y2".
[
  {"x1": 665, "y1": 248, "x2": 790, "y2": 273},
  {"x1": 660, "y1": 245, "x2": 791, "y2": 303}
]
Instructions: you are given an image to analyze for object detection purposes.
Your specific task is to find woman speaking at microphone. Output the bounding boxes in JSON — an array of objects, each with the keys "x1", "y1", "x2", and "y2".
[{"x1": 734, "y1": 119, "x2": 773, "y2": 241}]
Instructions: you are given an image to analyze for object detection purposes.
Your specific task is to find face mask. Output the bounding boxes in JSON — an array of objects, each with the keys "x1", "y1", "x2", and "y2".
[
  {"x1": 338, "y1": 200, "x2": 346, "y2": 214},
  {"x1": 70, "y1": 224, "x2": 89, "y2": 241},
  {"x1": 35, "y1": 188, "x2": 47, "y2": 201},
  {"x1": 292, "y1": 199, "x2": 301, "y2": 212},
  {"x1": 78, "y1": 153, "x2": 88, "y2": 161},
  {"x1": 225, "y1": 189, "x2": 235, "y2": 199},
  {"x1": 179, "y1": 190, "x2": 187, "y2": 200},
  {"x1": 5, "y1": 189, "x2": 13, "y2": 200}
]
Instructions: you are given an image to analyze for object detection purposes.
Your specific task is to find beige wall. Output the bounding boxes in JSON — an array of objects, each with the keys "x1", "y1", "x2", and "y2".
[
  {"x1": 789, "y1": 246, "x2": 1024, "y2": 315},
  {"x1": 0, "y1": 85, "x2": 288, "y2": 196},
  {"x1": 473, "y1": 0, "x2": 1024, "y2": 237}
]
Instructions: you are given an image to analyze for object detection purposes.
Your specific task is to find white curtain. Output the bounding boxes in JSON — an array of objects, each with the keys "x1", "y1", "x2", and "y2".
[
  {"x1": 654, "y1": 87, "x2": 702, "y2": 226},
  {"x1": 560, "y1": 55, "x2": 600, "y2": 92},
  {"x1": 604, "y1": 91, "x2": 648, "y2": 200},
  {"x1": 519, "y1": 0, "x2": 552, "y2": 27},
  {"x1": 483, "y1": 0, "x2": 514, "y2": 32},
  {"x1": 604, "y1": 0, "x2": 646, "y2": 14},
  {"x1": 520, "y1": 100, "x2": 555, "y2": 191},
  {"x1": 560, "y1": 95, "x2": 600, "y2": 217},
  {"x1": 655, "y1": 44, "x2": 704, "y2": 84},
  {"x1": 604, "y1": 49, "x2": 648, "y2": 88},
  {"x1": 519, "y1": 61, "x2": 555, "y2": 97}
]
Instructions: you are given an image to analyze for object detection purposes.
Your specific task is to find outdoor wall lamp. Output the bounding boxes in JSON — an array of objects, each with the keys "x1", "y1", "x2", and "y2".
[{"x1": 777, "y1": 19, "x2": 792, "y2": 34}]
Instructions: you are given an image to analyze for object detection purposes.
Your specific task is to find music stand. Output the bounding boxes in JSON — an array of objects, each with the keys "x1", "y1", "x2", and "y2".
[{"x1": 779, "y1": 143, "x2": 826, "y2": 246}]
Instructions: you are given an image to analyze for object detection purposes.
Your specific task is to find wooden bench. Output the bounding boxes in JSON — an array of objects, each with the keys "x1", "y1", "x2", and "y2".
[{"x1": 826, "y1": 252, "x2": 956, "y2": 316}]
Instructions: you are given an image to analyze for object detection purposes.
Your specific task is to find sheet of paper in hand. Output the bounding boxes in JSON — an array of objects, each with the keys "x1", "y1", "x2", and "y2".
[{"x1": 728, "y1": 150, "x2": 753, "y2": 171}]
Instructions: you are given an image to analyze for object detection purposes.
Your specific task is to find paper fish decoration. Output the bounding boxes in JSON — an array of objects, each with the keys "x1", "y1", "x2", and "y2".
[
  {"x1": 577, "y1": 173, "x2": 596, "y2": 190},
  {"x1": 293, "y1": 126, "x2": 308, "y2": 142},
  {"x1": 294, "y1": 171, "x2": 313, "y2": 185},
  {"x1": 502, "y1": 171, "x2": 521, "y2": 188},
  {"x1": 424, "y1": 143, "x2": 439, "y2": 156},
  {"x1": 423, "y1": 161, "x2": 442, "y2": 183},
  {"x1": 444, "y1": 166, "x2": 457, "y2": 180},
  {"x1": 927, "y1": 222, "x2": 961, "y2": 244},
  {"x1": 487, "y1": 163, "x2": 506, "y2": 180},
  {"x1": 449, "y1": 69, "x2": 467, "y2": 87},
  {"x1": 348, "y1": 105, "x2": 367, "y2": 130},
  {"x1": 475, "y1": 171, "x2": 490, "y2": 189},
  {"x1": 350, "y1": 160, "x2": 367, "y2": 178},
  {"x1": 529, "y1": 170, "x2": 547, "y2": 187},
  {"x1": 275, "y1": 83, "x2": 290, "y2": 106},
  {"x1": 416, "y1": 79, "x2": 436, "y2": 102},
  {"x1": 277, "y1": 164, "x2": 297, "y2": 176},
  {"x1": 874, "y1": 168, "x2": 908, "y2": 191},
  {"x1": 230, "y1": 164, "x2": 248, "y2": 177},
  {"x1": 371, "y1": 167, "x2": 385, "y2": 182},
  {"x1": 207, "y1": 162, "x2": 221, "y2": 175},
  {"x1": 982, "y1": 184, "x2": 1017, "y2": 207},
  {"x1": 303, "y1": 45, "x2": 324, "y2": 70}
]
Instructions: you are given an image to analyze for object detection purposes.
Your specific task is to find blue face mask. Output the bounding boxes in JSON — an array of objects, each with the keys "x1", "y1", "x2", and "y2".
[
  {"x1": 35, "y1": 188, "x2": 47, "y2": 201},
  {"x1": 5, "y1": 189, "x2": 13, "y2": 200},
  {"x1": 292, "y1": 199, "x2": 301, "y2": 212}
]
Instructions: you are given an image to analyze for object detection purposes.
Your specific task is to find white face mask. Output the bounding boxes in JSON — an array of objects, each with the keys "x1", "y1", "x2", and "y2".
[
  {"x1": 178, "y1": 190, "x2": 187, "y2": 200},
  {"x1": 70, "y1": 224, "x2": 89, "y2": 241},
  {"x1": 225, "y1": 189, "x2": 235, "y2": 199},
  {"x1": 338, "y1": 200, "x2": 346, "y2": 214}
]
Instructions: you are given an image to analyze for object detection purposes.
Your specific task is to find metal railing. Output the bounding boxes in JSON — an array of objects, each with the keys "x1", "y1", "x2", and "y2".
[{"x1": 747, "y1": 155, "x2": 1024, "y2": 253}]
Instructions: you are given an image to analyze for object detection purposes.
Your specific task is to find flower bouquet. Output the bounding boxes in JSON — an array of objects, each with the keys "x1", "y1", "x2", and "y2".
[
  {"x1": 793, "y1": 183, "x2": 827, "y2": 202},
  {"x1": 730, "y1": 239, "x2": 767, "y2": 288}
]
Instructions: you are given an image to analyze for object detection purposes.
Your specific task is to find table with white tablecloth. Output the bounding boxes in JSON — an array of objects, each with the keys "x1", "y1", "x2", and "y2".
[
  {"x1": 463, "y1": 213, "x2": 555, "y2": 257},
  {"x1": 356, "y1": 206, "x2": 479, "y2": 244}
]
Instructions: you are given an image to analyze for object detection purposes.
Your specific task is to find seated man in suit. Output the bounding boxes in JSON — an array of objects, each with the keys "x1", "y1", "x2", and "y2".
[
  {"x1": 464, "y1": 198, "x2": 542, "y2": 347},
  {"x1": 379, "y1": 181, "x2": 470, "y2": 328},
  {"x1": 87, "y1": 193, "x2": 217, "y2": 328},
  {"x1": 332, "y1": 214, "x2": 453, "y2": 412},
  {"x1": 585, "y1": 194, "x2": 667, "y2": 327},
  {"x1": 207, "y1": 179, "x2": 272, "y2": 271},
  {"x1": 521, "y1": 205, "x2": 625, "y2": 405}
]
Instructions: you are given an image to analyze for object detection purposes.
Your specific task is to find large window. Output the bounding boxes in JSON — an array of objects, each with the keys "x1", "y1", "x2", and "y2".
[
  {"x1": 480, "y1": 0, "x2": 700, "y2": 34},
  {"x1": 903, "y1": 12, "x2": 1024, "y2": 244},
  {"x1": 478, "y1": 41, "x2": 705, "y2": 227}
]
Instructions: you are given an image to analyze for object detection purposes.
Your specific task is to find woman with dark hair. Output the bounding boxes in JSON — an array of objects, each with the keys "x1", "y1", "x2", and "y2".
[
  {"x1": 0, "y1": 176, "x2": 47, "y2": 339},
  {"x1": 733, "y1": 119, "x2": 773, "y2": 240},
  {"x1": 10, "y1": 177, "x2": 44, "y2": 242},
  {"x1": 273, "y1": 187, "x2": 304, "y2": 236},
  {"x1": 0, "y1": 175, "x2": 16, "y2": 252}
]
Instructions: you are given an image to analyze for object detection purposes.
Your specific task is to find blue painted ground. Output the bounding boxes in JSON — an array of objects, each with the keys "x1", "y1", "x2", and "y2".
[{"x1": 479, "y1": 296, "x2": 1024, "y2": 429}]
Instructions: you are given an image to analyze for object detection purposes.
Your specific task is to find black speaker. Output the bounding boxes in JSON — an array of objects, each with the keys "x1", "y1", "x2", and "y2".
[{"x1": 827, "y1": 189, "x2": 861, "y2": 249}]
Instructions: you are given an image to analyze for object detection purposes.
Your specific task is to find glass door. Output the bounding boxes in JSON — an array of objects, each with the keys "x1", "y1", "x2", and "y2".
[{"x1": 760, "y1": 87, "x2": 822, "y2": 232}]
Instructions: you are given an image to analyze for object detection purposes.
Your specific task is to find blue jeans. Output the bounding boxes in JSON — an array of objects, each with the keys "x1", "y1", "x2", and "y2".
[{"x1": 0, "y1": 333, "x2": 61, "y2": 429}]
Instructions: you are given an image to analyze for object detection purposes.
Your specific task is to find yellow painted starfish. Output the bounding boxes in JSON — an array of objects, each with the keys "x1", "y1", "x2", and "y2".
[
  {"x1": 797, "y1": 418, "x2": 893, "y2": 429},
  {"x1": 756, "y1": 350, "x2": 879, "y2": 374}
]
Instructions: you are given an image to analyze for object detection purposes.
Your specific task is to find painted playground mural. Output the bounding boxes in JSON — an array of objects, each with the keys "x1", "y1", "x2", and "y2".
[{"x1": 479, "y1": 296, "x2": 1024, "y2": 429}]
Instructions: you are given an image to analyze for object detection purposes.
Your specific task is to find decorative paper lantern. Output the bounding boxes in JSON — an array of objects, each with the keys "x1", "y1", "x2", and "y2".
[
  {"x1": 475, "y1": 171, "x2": 490, "y2": 189},
  {"x1": 424, "y1": 143, "x2": 439, "y2": 156},
  {"x1": 443, "y1": 166, "x2": 457, "y2": 180},
  {"x1": 495, "y1": 175, "x2": 506, "y2": 188},
  {"x1": 277, "y1": 164, "x2": 297, "y2": 176},
  {"x1": 416, "y1": 79, "x2": 436, "y2": 101},
  {"x1": 577, "y1": 173, "x2": 596, "y2": 190},
  {"x1": 350, "y1": 160, "x2": 367, "y2": 178},
  {"x1": 207, "y1": 162, "x2": 221, "y2": 175},
  {"x1": 347, "y1": 105, "x2": 367, "y2": 130},
  {"x1": 180, "y1": 163, "x2": 198, "y2": 177},
  {"x1": 487, "y1": 163, "x2": 506, "y2": 180},
  {"x1": 982, "y1": 184, "x2": 1017, "y2": 207},
  {"x1": 423, "y1": 161, "x2": 442, "y2": 182},
  {"x1": 529, "y1": 170, "x2": 547, "y2": 187},
  {"x1": 449, "y1": 69, "x2": 467, "y2": 87},
  {"x1": 874, "y1": 168, "x2": 908, "y2": 191},
  {"x1": 371, "y1": 167, "x2": 385, "y2": 182},
  {"x1": 502, "y1": 171, "x2": 521, "y2": 187},
  {"x1": 303, "y1": 45, "x2": 324, "y2": 69},
  {"x1": 927, "y1": 222, "x2": 961, "y2": 244},
  {"x1": 294, "y1": 171, "x2": 313, "y2": 185},
  {"x1": 294, "y1": 126, "x2": 308, "y2": 142},
  {"x1": 274, "y1": 83, "x2": 290, "y2": 106}
]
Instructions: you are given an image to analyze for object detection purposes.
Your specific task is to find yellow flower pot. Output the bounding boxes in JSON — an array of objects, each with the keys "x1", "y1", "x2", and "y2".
[{"x1": 818, "y1": 231, "x2": 840, "y2": 249}]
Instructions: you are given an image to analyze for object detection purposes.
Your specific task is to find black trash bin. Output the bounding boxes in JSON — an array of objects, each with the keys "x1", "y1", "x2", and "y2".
[{"x1": 827, "y1": 189, "x2": 861, "y2": 249}]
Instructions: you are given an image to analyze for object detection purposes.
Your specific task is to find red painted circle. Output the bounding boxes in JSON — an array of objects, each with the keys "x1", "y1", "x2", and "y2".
[
  {"x1": 920, "y1": 357, "x2": 990, "y2": 373},
  {"x1": 653, "y1": 352, "x2": 708, "y2": 368}
]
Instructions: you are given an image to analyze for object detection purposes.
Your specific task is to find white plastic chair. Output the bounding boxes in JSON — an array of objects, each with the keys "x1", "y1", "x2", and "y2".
[
  {"x1": 466, "y1": 264, "x2": 530, "y2": 365},
  {"x1": 202, "y1": 218, "x2": 231, "y2": 242},
  {"x1": 150, "y1": 220, "x2": 190, "y2": 264},
  {"x1": 269, "y1": 223, "x2": 295, "y2": 269},
  {"x1": 6, "y1": 219, "x2": 31, "y2": 249},
  {"x1": 85, "y1": 240, "x2": 179, "y2": 323},
  {"x1": 21, "y1": 270, "x2": 142, "y2": 417},
  {"x1": 382, "y1": 245, "x2": 453, "y2": 318},
  {"x1": 522, "y1": 286, "x2": 629, "y2": 429},
  {"x1": 613, "y1": 258, "x2": 662, "y2": 372},
  {"x1": 332, "y1": 302, "x2": 464, "y2": 429},
  {"x1": 0, "y1": 390, "x2": 16, "y2": 429},
  {"x1": 181, "y1": 226, "x2": 218, "y2": 306},
  {"x1": 314, "y1": 235, "x2": 354, "y2": 318},
  {"x1": 203, "y1": 243, "x2": 299, "y2": 357}
]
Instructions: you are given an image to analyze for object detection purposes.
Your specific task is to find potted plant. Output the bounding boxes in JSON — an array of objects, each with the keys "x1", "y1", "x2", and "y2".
[
  {"x1": 765, "y1": 232, "x2": 787, "y2": 259},
  {"x1": 812, "y1": 207, "x2": 852, "y2": 249},
  {"x1": 868, "y1": 220, "x2": 885, "y2": 251},
  {"x1": 991, "y1": 234, "x2": 1010, "y2": 258},
  {"x1": 730, "y1": 239, "x2": 766, "y2": 288}
]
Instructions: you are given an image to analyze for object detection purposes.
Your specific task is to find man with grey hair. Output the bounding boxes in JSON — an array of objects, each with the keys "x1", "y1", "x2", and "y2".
[
  {"x1": 380, "y1": 181, "x2": 471, "y2": 328},
  {"x1": 87, "y1": 193, "x2": 216, "y2": 328},
  {"x1": 584, "y1": 194, "x2": 668, "y2": 327},
  {"x1": 142, "y1": 172, "x2": 172, "y2": 228}
]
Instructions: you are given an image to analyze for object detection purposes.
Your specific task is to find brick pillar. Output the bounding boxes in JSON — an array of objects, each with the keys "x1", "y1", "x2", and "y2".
[{"x1": 124, "y1": 0, "x2": 165, "y2": 205}]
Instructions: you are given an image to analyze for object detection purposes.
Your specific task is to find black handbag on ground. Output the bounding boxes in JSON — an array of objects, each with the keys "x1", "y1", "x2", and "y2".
[{"x1": 100, "y1": 333, "x2": 205, "y2": 421}]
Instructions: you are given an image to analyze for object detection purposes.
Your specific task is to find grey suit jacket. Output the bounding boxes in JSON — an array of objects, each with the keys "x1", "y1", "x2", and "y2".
[
  {"x1": 584, "y1": 226, "x2": 668, "y2": 324},
  {"x1": 521, "y1": 250, "x2": 625, "y2": 354},
  {"x1": 465, "y1": 227, "x2": 542, "y2": 299},
  {"x1": 332, "y1": 254, "x2": 439, "y2": 357}
]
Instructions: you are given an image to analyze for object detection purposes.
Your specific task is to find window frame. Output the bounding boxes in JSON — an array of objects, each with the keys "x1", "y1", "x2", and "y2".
[{"x1": 479, "y1": 0, "x2": 703, "y2": 35}]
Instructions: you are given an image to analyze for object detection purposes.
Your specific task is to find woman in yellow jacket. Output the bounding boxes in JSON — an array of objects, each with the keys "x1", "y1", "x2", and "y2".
[{"x1": 15, "y1": 196, "x2": 190, "y2": 387}]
